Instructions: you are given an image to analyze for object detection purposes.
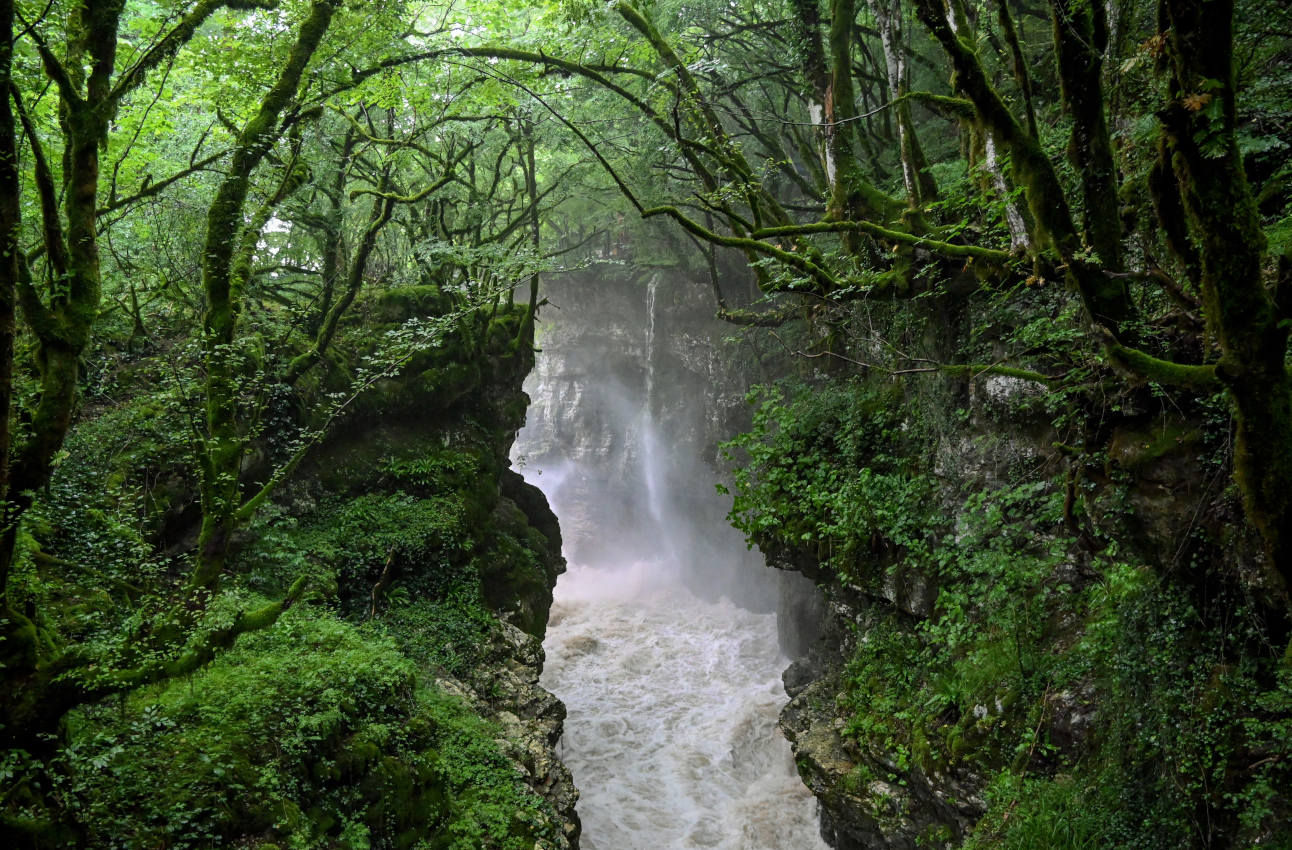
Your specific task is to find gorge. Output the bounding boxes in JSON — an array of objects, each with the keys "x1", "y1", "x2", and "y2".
[
  {"x1": 2, "y1": 1, "x2": 1290, "y2": 848},
  {"x1": 515, "y1": 267, "x2": 829, "y2": 848}
]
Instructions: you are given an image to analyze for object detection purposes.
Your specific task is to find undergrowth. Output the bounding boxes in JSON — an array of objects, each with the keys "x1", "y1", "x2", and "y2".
[{"x1": 724, "y1": 374, "x2": 1292, "y2": 848}]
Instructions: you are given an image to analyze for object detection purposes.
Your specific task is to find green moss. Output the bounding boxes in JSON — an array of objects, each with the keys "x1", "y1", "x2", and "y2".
[
  {"x1": 1106, "y1": 422, "x2": 1201, "y2": 473},
  {"x1": 10, "y1": 239, "x2": 565, "y2": 843},
  {"x1": 1106, "y1": 342, "x2": 1219, "y2": 390},
  {"x1": 63, "y1": 608, "x2": 556, "y2": 849}
]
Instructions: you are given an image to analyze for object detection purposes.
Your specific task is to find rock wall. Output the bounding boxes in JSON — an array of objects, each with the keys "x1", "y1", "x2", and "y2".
[
  {"x1": 516, "y1": 266, "x2": 796, "y2": 610},
  {"x1": 760, "y1": 367, "x2": 1284, "y2": 848},
  {"x1": 278, "y1": 293, "x2": 584, "y2": 848}
]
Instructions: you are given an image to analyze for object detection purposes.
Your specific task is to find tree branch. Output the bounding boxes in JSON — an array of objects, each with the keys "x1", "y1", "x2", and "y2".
[{"x1": 108, "y1": 0, "x2": 277, "y2": 106}]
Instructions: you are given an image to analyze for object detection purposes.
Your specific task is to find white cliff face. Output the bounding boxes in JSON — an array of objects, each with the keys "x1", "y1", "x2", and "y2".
[{"x1": 515, "y1": 267, "x2": 766, "y2": 599}]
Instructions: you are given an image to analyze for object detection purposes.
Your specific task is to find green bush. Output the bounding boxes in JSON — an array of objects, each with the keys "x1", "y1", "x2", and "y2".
[
  {"x1": 721, "y1": 379, "x2": 937, "y2": 580},
  {"x1": 65, "y1": 608, "x2": 555, "y2": 850}
]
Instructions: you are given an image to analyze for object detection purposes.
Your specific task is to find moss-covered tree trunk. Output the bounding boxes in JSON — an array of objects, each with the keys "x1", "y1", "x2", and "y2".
[
  {"x1": 3, "y1": 0, "x2": 276, "y2": 779},
  {"x1": 0, "y1": 0, "x2": 26, "y2": 683},
  {"x1": 305, "y1": 127, "x2": 359, "y2": 338},
  {"x1": 522, "y1": 116, "x2": 541, "y2": 335},
  {"x1": 825, "y1": 0, "x2": 901, "y2": 228},
  {"x1": 284, "y1": 177, "x2": 395, "y2": 385},
  {"x1": 2, "y1": 0, "x2": 244, "y2": 656},
  {"x1": 1050, "y1": 0, "x2": 1123, "y2": 270},
  {"x1": 909, "y1": 0, "x2": 1292, "y2": 602},
  {"x1": 0, "y1": 0, "x2": 122, "y2": 698},
  {"x1": 193, "y1": 0, "x2": 338, "y2": 591},
  {"x1": 790, "y1": 0, "x2": 835, "y2": 195},
  {"x1": 0, "y1": 0, "x2": 19, "y2": 600},
  {"x1": 911, "y1": 0, "x2": 1136, "y2": 332},
  {"x1": 1159, "y1": 0, "x2": 1292, "y2": 600}
]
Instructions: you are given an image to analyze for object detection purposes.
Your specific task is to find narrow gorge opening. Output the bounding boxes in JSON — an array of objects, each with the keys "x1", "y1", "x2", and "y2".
[{"x1": 514, "y1": 269, "x2": 829, "y2": 849}]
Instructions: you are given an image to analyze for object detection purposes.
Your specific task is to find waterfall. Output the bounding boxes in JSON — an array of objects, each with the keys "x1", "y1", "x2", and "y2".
[
  {"x1": 641, "y1": 274, "x2": 664, "y2": 528},
  {"x1": 515, "y1": 269, "x2": 828, "y2": 850},
  {"x1": 644, "y1": 272, "x2": 657, "y2": 402}
]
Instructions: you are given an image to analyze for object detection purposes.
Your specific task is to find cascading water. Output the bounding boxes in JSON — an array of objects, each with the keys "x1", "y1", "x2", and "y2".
[
  {"x1": 640, "y1": 274, "x2": 665, "y2": 528},
  {"x1": 515, "y1": 270, "x2": 829, "y2": 850},
  {"x1": 538, "y1": 545, "x2": 830, "y2": 849}
]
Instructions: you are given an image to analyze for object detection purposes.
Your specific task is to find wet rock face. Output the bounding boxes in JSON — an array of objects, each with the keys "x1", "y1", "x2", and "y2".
[
  {"x1": 450, "y1": 620, "x2": 582, "y2": 848},
  {"x1": 783, "y1": 682, "x2": 982, "y2": 850},
  {"x1": 517, "y1": 267, "x2": 774, "y2": 605},
  {"x1": 777, "y1": 574, "x2": 985, "y2": 850},
  {"x1": 519, "y1": 267, "x2": 748, "y2": 559},
  {"x1": 778, "y1": 570, "x2": 828, "y2": 659}
]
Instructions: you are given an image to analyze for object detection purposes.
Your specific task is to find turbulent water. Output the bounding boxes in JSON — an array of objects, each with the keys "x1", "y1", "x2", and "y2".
[
  {"x1": 517, "y1": 268, "x2": 828, "y2": 847},
  {"x1": 541, "y1": 559, "x2": 830, "y2": 850}
]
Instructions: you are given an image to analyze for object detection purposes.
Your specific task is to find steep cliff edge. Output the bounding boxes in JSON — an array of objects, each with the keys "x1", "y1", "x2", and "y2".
[
  {"x1": 18, "y1": 288, "x2": 579, "y2": 849},
  {"x1": 725, "y1": 370, "x2": 1292, "y2": 848},
  {"x1": 237, "y1": 289, "x2": 582, "y2": 848}
]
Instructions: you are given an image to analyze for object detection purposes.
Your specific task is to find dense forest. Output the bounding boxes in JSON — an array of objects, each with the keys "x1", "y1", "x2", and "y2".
[{"x1": 1, "y1": 0, "x2": 1290, "y2": 848}]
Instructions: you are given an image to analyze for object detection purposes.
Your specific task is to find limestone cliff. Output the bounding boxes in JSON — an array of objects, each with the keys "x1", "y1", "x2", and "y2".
[{"x1": 515, "y1": 266, "x2": 779, "y2": 606}]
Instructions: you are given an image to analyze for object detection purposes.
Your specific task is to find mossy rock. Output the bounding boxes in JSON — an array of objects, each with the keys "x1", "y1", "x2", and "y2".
[
  {"x1": 369, "y1": 285, "x2": 450, "y2": 323},
  {"x1": 1106, "y1": 422, "x2": 1202, "y2": 475},
  {"x1": 333, "y1": 736, "x2": 382, "y2": 779}
]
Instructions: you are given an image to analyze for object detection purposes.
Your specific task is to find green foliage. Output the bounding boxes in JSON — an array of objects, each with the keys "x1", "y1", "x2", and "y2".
[
  {"x1": 236, "y1": 458, "x2": 523, "y2": 673},
  {"x1": 380, "y1": 583, "x2": 498, "y2": 677},
  {"x1": 962, "y1": 773, "x2": 1106, "y2": 850},
  {"x1": 828, "y1": 477, "x2": 1073, "y2": 788},
  {"x1": 725, "y1": 365, "x2": 1292, "y2": 846},
  {"x1": 381, "y1": 451, "x2": 478, "y2": 493},
  {"x1": 838, "y1": 617, "x2": 928, "y2": 773},
  {"x1": 1, "y1": 305, "x2": 555, "y2": 838},
  {"x1": 824, "y1": 473, "x2": 1291, "y2": 847},
  {"x1": 306, "y1": 491, "x2": 471, "y2": 586},
  {"x1": 721, "y1": 379, "x2": 938, "y2": 580},
  {"x1": 60, "y1": 610, "x2": 555, "y2": 850},
  {"x1": 953, "y1": 560, "x2": 1292, "y2": 849}
]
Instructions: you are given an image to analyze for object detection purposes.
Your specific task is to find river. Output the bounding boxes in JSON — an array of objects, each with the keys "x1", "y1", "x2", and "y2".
[
  {"x1": 515, "y1": 269, "x2": 829, "y2": 848},
  {"x1": 540, "y1": 557, "x2": 829, "y2": 849}
]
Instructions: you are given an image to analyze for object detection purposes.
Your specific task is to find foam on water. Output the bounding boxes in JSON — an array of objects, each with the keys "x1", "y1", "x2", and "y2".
[{"x1": 542, "y1": 561, "x2": 830, "y2": 850}]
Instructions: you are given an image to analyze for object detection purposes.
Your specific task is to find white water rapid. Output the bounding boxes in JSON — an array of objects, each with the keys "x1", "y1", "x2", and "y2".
[
  {"x1": 540, "y1": 558, "x2": 830, "y2": 850},
  {"x1": 516, "y1": 269, "x2": 829, "y2": 848}
]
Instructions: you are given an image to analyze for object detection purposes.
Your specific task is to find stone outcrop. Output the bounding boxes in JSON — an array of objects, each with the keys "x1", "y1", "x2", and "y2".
[
  {"x1": 443, "y1": 617, "x2": 581, "y2": 848},
  {"x1": 774, "y1": 540, "x2": 985, "y2": 849},
  {"x1": 287, "y1": 291, "x2": 582, "y2": 846}
]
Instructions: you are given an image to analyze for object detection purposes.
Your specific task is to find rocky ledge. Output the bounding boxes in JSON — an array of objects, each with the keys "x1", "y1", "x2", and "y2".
[{"x1": 441, "y1": 616, "x2": 581, "y2": 848}]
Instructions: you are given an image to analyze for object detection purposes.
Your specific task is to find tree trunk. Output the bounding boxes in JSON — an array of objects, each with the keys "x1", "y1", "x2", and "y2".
[
  {"x1": 1051, "y1": 0, "x2": 1123, "y2": 270},
  {"x1": 1160, "y1": 0, "x2": 1292, "y2": 599},
  {"x1": 826, "y1": 0, "x2": 900, "y2": 228},
  {"x1": 868, "y1": 0, "x2": 936, "y2": 206},
  {"x1": 194, "y1": 0, "x2": 338, "y2": 590},
  {"x1": 0, "y1": 0, "x2": 19, "y2": 603}
]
